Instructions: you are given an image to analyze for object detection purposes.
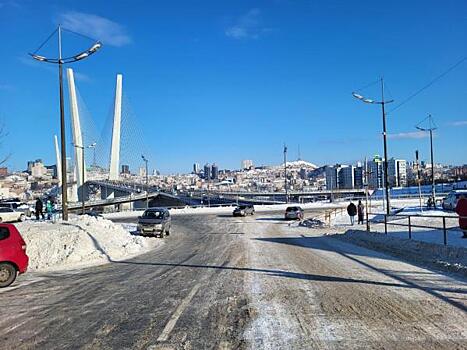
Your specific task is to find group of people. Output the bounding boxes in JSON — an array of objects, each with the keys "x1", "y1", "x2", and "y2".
[
  {"x1": 35, "y1": 197, "x2": 58, "y2": 221},
  {"x1": 346, "y1": 200, "x2": 365, "y2": 226}
]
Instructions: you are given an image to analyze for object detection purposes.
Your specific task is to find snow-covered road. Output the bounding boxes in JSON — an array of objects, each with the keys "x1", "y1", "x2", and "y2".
[{"x1": 1, "y1": 212, "x2": 466, "y2": 349}]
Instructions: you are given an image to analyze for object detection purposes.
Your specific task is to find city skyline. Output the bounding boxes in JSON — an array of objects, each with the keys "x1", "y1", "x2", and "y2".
[{"x1": 0, "y1": 0, "x2": 466, "y2": 173}]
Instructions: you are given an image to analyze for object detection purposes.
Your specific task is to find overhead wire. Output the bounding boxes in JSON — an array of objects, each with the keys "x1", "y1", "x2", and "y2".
[{"x1": 389, "y1": 56, "x2": 467, "y2": 114}]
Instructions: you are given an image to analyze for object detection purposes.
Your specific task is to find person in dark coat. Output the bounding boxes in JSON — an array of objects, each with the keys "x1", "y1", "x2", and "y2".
[
  {"x1": 35, "y1": 198, "x2": 44, "y2": 220},
  {"x1": 357, "y1": 200, "x2": 365, "y2": 225},
  {"x1": 347, "y1": 201, "x2": 357, "y2": 225},
  {"x1": 455, "y1": 195, "x2": 467, "y2": 238}
]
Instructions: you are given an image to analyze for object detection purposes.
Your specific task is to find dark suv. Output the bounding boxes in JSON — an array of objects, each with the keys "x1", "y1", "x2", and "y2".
[
  {"x1": 137, "y1": 208, "x2": 171, "y2": 237},
  {"x1": 233, "y1": 204, "x2": 255, "y2": 217},
  {"x1": 285, "y1": 206, "x2": 304, "y2": 220}
]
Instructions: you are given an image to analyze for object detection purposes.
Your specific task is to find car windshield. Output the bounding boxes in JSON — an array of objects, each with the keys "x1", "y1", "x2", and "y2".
[
  {"x1": 286, "y1": 207, "x2": 299, "y2": 212},
  {"x1": 142, "y1": 211, "x2": 164, "y2": 219},
  {"x1": 238, "y1": 206, "x2": 247, "y2": 209}
]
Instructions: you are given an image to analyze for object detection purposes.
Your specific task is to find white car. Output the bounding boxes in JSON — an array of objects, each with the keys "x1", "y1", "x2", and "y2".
[
  {"x1": 0, "y1": 207, "x2": 26, "y2": 223},
  {"x1": 442, "y1": 190, "x2": 467, "y2": 211}
]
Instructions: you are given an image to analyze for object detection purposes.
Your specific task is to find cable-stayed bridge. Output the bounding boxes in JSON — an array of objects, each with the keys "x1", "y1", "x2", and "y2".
[{"x1": 58, "y1": 69, "x2": 368, "y2": 211}]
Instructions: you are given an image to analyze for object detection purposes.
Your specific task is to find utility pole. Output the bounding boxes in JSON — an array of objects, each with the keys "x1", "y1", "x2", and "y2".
[
  {"x1": 416, "y1": 114, "x2": 437, "y2": 207},
  {"x1": 141, "y1": 155, "x2": 149, "y2": 209},
  {"x1": 364, "y1": 158, "x2": 371, "y2": 232},
  {"x1": 415, "y1": 150, "x2": 423, "y2": 212},
  {"x1": 380, "y1": 78, "x2": 391, "y2": 215},
  {"x1": 284, "y1": 144, "x2": 288, "y2": 203}
]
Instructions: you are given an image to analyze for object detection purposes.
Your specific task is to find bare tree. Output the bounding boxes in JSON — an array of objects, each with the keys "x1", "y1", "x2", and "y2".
[{"x1": 0, "y1": 123, "x2": 11, "y2": 166}]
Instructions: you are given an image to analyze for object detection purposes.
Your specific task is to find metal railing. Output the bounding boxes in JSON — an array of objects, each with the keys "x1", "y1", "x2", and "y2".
[{"x1": 367, "y1": 212, "x2": 466, "y2": 246}]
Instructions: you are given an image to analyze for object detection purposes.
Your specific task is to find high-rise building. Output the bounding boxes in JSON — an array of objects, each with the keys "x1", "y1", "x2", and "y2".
[
  {"x1": 354, "y1": 166, "x2": 364, "y2": 189},
  {"x1": 204, "y1": 163, "x2": 211, "y2": 180},
  {"x1": 241, "y1": 160, "x2": 254, "y2": 170},
  {"x1": 193, "y1": 163, "x2": 200, "y2": 174},
  {"x1": 211, "y1": 163, "x2": 219, "y2": 180},
  {"x1": 139, "y1": 166, "x2": 147, "y2": 177},
  {"x1": 368, "y1": 156, "x2": 384, "y2": 189},
  {"x1": 339, "y1": 165, "x2": 355, "y2": 189},
  {"x1": 325, "y1": 165, "x2": 340, "y2": 190},
  {"x1": 388, "y1": 158, "x2": 407, "y2": 187},
  {"x1": 121, "y1": 164, "x2": 130, "y2": 175}
]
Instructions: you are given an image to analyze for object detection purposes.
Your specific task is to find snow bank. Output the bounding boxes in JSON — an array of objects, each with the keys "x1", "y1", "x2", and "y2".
[
  {"x1": 16, "y1": 216, "x2": 160, "y2": 272},
  {"x1": 333, "y1": 230, "x2": 467, "y2": 275}
]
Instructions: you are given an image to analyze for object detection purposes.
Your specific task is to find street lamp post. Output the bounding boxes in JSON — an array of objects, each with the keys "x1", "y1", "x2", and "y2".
[
  {"x1": 284, "y1": 144, "x2": 288, "y2": 203},
  {"x1": 416, "y1": 114, "x2": 437, "y2": 207},
  {"x1": 30, "y1": 25, "x2": 102, "y2": 221},
  {"x1": 352, "y1": 78, "x2": 394, "y2": 215},
  {"x1": 141, "y1": 155, "x2": 149, "y2": 209}
]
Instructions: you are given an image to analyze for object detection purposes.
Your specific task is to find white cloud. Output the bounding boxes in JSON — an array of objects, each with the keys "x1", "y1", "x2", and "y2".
[
  {"x1": 58, "y1": 11, "x2": 131, "y2": 47},
  {"x1": 448, "y1": 120, "x2": 467, "y2": 127},
  {"x1": 225, "y1": 9, "x2": 271, "y2": 39},
  {"x1": 387, "y1": 131, "x2": 430, "y2": 139}
]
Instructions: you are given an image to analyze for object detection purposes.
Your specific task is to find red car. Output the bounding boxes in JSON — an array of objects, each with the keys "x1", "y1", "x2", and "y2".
[{"x1": 0, "y1": 224, "x2": 28, "y2": 287}]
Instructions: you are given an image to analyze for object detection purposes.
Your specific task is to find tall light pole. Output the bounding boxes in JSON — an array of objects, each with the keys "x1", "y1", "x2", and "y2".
[
  {"x1": 30, "y1": 25, "x2": 102, "y2": 220},
  {"x1": 284, "y1": 144, "x2": 289, "y2": 203},
  {"x1": 416, "y1": 114, "x2": 437, "y2": 207},
  {"x1": 141, "y1": 155, "x2": 149, "y2": 209},
  {"x1": 352, "y1": 78, "x2": 394, "y2": 215}
]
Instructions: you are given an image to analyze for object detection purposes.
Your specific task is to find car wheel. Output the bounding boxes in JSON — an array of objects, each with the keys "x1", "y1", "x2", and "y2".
[{"x1": 0, "y1": 263, "x2": 17, "y2": 288}]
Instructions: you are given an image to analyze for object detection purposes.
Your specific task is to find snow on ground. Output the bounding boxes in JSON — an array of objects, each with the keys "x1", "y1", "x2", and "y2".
[
  {"x1": 16, "y1": 215, "x2": 161, "y2": 272},
  {"x1": 103, "y1": 201, "x2": 350, "y2": 220},
  {"x1": 329, "y1": 201, "x2": 466, "y2": 248},
  {"x1": 333, "y1": 230, "x2": 467, "y2": 274}
]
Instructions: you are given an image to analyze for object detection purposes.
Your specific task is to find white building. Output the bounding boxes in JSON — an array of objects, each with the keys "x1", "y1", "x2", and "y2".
[
  {"x1": 368, "y1": 157, "x2": 384, "y2": 189},
  {"x1": 241, "y1": 160, "x2": 254, "y2": 170},
  {"x1": 388, "y1": 158, "x2": 407, "y2": 187}
]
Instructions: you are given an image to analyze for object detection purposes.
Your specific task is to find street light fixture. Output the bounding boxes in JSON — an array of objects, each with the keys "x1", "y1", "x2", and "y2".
[
  {"x1": 352, "y1": 78, "x2": 394, "y2": 215},
  {"x1": 141, "y1": 155, "x2": 149, "y2": 209},
  {"x1": 29, "y1": 25, "x2": 102, "y2": 221},
  {"x1": 416, "y1": 114, "x2": 437, "y2": 207}
]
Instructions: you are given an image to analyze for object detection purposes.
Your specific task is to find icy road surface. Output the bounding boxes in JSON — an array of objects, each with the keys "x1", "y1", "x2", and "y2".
[{"x1": 1, "y1": 212, "x2": 466, "y2": 349}]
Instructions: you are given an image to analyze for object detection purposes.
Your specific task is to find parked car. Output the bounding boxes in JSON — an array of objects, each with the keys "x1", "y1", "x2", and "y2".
[
  {"x1": 0, "y1": 201, "x2": 31, "y2": 217},
  {"x1": 0, "y1": 207, "x2": 26, "y2": 223},
  {"x1": 137, "y1": 208, "x2": 171, "y2": 237},
  {"x1": 233, "y1": 204, "x2": 255, "y2": 217},
  {"x1": 285, "y1": 206, "x2": 304, "y2": 220},
  {"x1": 442, "y1": 190, "x2": 467, "y2": 210},
  {"x1": 0, "y1": 224, "x2": 29, "y2": 287}
]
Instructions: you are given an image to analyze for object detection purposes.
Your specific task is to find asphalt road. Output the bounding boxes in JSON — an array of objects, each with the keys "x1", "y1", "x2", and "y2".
[{"x1": 1, "y1": 212, "x2": 466, "y2": 349}]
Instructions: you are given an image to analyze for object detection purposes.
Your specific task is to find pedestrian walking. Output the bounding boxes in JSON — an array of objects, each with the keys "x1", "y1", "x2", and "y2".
[
  {"x1": 35, "y1": 198, "x2": 44, "y2": 220},
  {"x1": 46, "y1": 199, "x2": 53, "y2": 220},
  {"x1": 455, "y1": 195, "x2": 467, "y2": 238},
  {"x1": 347, "y1": 201, "x2": 357, "y2": 226},
  {"x1": 357, "y1": 200, "x2": 365, "y2": 225}
]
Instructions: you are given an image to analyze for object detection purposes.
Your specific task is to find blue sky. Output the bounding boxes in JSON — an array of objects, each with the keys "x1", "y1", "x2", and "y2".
[{"x1": 0, "y1": 0, "x2": 466, "y2": 174}]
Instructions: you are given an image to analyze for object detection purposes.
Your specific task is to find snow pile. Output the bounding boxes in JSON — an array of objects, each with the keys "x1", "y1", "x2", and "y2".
[
  {"x1": 16, "y1": 215, "x2": 160, "y2": 272},
  {"x1": 333, "y1": 230, "x2": 467, "y2": 275},
  {"x1": 299, "y1": 218, "x2": 327, "y2": 228}
]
